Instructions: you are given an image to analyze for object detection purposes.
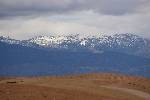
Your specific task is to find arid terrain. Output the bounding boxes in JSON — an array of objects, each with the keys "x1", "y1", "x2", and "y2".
[{"x1": 0, "y1": 73, "x2": 150, "y2": 100}]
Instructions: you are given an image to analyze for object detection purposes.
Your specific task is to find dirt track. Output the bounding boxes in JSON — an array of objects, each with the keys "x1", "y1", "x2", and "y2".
[{"x1": 101, "y1": 86, "x2": 150, "y2": 100}]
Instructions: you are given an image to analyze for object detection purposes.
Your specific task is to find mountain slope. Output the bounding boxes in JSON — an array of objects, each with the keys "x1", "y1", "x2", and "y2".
[{"x1": 0, "y1": 41, "x2": 150, "y2": 77}]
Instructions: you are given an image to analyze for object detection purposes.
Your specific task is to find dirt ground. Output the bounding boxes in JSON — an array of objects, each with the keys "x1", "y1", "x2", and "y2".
[{"x1": 0, "y1": 73, "x2": 150, "y2": 100}]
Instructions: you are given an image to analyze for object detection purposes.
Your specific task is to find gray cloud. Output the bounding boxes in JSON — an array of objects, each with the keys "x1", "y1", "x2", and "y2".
[
  {"x1": 83, "y1": 0, "x2": 149, "y2": 15},
  {"x1": 0, "y1": 0, "x2": 150, "y2": 18},
  {"x1": 0, "y1": 11, "x2": 150, "y2": 39},
  {"x1": 0, "y1": 0, "x2": 150, "y2": 39},
  {"x1": 0, "y1": 0, "x2": 74, "y2": 18}
]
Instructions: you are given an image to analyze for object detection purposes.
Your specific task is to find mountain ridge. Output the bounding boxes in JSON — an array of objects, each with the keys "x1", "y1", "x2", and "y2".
[{"x1": 1, "y1": 33, "x2": 150, "y2": 58}]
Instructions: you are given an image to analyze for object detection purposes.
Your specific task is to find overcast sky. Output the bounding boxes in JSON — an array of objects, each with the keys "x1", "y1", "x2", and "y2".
[{"x1": 0, "y1": 0, "x2": 150, "y2": 39}]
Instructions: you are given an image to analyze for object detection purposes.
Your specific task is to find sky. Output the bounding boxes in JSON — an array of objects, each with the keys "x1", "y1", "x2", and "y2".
[{"x1": 0, "y1": 0, "x2": 150, "y2": 40}]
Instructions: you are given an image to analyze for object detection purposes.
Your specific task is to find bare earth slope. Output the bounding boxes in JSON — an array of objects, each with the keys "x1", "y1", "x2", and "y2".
[{"x1": 0, "y1": 73, "x2": 150, "y2": 100}]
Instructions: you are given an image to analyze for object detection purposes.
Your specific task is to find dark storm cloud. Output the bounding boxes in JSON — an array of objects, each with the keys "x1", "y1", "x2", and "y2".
[{"x1": 0, "y1": 0, "x2": 149, "y2": 18}]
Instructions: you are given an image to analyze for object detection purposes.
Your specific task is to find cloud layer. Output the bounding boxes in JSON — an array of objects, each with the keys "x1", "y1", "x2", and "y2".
[{"x1": 0, "y1": 0, "x2": 150, "y2": 39}]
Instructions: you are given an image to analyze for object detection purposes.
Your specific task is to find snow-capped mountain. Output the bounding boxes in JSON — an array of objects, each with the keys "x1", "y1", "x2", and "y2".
[
  {"x1": 28, "y1": 33, "x2": 150, "y2": 48},
  {"x1": 0, "y1": 36, "x2": 39, "y2": 47},
  {"x1": 0, "y1": 36, "x2": 20, "y2": 44},
  {"x1": 27, "y1": 33, "x2": 150, "y2": 57},
  {"x1": 1, "y1": 33, "x2": 150, "y2": 58},
  {"x1": 28, "y1": 35, "x2": 80, "y2": 48},
  {"x1": 0, "y1": 33, "x2": 150, "y2": 77}
]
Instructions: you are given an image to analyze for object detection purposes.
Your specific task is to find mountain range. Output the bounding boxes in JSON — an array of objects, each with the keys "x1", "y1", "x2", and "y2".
[{"x1": 0, "y1": 33, "x2": 150, "y2": 77}]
